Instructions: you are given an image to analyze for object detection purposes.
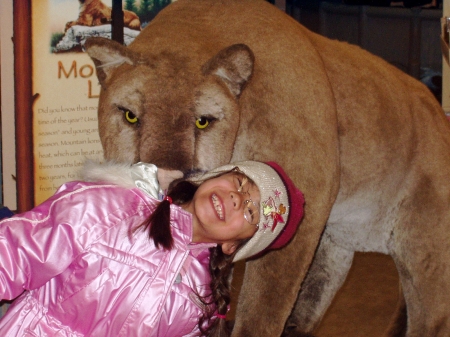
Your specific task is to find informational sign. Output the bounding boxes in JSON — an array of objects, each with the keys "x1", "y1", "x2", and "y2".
[
  {"x1": 33, "y1": 1, "x2": 102, "y2": 204},
  {"x1": 31, "y1": 0, "x2": 171, "y2": 205}
]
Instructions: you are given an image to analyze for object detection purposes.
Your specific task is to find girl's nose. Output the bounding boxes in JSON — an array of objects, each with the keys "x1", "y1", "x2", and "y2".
[{"x1": 230, "y1": 191, "x2": 244, "y2": 210}]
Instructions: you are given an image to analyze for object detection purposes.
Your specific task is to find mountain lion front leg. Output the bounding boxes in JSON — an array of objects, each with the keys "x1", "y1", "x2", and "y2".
[{"x1": 283, "y1": 232, "x2": 354, "y2": 336}]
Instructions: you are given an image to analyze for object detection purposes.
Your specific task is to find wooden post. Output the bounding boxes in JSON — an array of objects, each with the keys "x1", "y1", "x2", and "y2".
[
  {"x1": 13, "y1": 0, "x2": 34, "y2": 212},
  {"x1": 112, "y1": 0, "x2": 124, "y2": 44}
]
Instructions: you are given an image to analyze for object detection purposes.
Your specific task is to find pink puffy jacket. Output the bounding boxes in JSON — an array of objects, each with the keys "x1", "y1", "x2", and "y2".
[{"x1": 0, "y1": 164, "x2": 215, "y2": 337}]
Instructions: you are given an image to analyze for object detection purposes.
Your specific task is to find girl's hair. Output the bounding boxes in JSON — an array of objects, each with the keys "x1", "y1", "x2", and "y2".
[
  {"x1": 143, "y1": 180, "x2": 197, "y2": 250},
  {"x1": 139, "y1": 176, "x2": 246, "y2": 337},
  {"x1": 198, "y1": 239, "x2": 248, "y2": 337}
]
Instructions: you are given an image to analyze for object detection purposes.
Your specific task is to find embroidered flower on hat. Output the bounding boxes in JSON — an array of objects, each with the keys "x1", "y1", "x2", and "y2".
[
  {"x1": 262, "y1": 192, "x2": 287, "y2": 232},
  {"x1": 273, "y1": 188, "x2": 282, "y2": 199}
]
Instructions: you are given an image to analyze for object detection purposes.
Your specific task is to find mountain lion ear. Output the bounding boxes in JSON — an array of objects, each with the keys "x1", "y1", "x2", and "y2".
[
  {"x1": 202, "y1": 44, "x2": 255, "y2": 97},
  {"x1": 84, "y1": 37, "x2": 136, "y2": 87}
]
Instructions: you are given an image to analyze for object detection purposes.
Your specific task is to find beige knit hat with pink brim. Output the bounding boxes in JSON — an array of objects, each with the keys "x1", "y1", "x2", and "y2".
[{"x1": 190, "y1": 161, "x2": 305, "y2": 262}]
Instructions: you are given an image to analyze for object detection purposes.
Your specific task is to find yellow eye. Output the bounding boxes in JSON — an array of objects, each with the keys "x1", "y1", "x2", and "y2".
[
  {"x1": 195, "y1": 117, "x2": 209, "y2": 129},
  {"x1": 125, "y1": 110, "x2": 138, "y2": 124}
]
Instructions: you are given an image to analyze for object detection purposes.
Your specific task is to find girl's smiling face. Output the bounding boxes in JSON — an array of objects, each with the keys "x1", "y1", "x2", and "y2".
[{"x1": 184, "y1": 171, "x2": 260, "y2": 254}]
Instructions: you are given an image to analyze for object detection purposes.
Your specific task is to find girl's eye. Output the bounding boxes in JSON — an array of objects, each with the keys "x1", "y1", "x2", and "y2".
[
  {"x1": 195, "y1": 116, "x2": 210, "y2": 129},
  {"x1": 244, "y1": 201, "x2": 260, "y2": 226},
  {"x1": 125, "y1": 110, "x2": 139, "y2": 124},
  {"x1": 235, "y1": 176, "x2": 243, "y2": 191},
  {"x1": 245, "y1": 208, "x2": 253, "y2": 221},
  {"x1": 248, "y1": 208, "x2": 254, "y2": 218},
  {"x1": 244, "y1": 206, "x2": 258, "y2": 225}
]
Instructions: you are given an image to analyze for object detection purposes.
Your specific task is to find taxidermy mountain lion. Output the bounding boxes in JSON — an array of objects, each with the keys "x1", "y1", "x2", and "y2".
[{"x1": 85, "y1": 0, "x2": 450, "y2": 335}]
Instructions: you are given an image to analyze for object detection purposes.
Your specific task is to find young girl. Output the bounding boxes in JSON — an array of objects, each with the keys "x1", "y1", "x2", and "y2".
[{"x1": 0, "y1": 160, "x2": 304, "y2": 337}]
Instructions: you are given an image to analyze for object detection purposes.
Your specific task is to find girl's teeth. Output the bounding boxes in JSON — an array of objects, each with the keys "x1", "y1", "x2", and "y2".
[{"x1": 212, "y1": 194, "x2": 224, "y2": 220}]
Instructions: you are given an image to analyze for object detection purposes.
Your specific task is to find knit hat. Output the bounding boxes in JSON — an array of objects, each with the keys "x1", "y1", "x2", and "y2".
[{"x1": 190, "y1": 161, "x2": 305, "y2": 262}]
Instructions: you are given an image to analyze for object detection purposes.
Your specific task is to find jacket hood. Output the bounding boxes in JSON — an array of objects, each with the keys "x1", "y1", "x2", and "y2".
[{"x1": 80, "y1": 160, "x2": 163, "y2": 200}]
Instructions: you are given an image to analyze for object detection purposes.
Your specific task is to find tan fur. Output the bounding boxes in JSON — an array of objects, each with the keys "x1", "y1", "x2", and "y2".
[
  {"x1": 85, "y1": 0, "x2": 450, "y2": 336},
  {"x1": 65, "y1": 0, "x2": 141, "y2": 32}
]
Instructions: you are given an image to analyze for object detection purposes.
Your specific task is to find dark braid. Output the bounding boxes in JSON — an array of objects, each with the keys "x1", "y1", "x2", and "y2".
[
  {"x1": 199, "y1": 240, "x2": 249, "y2": 337},
  {"x1": 139, "y1": 180, "x2": 198, "y2": 250},
  {"x1": 197, "y1": 245, "x2": 233, "y2": 336}
]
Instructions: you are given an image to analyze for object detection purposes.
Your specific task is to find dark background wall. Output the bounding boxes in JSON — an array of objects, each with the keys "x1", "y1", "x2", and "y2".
[{"x1": 285, "y1": 1, "x2": 443, "y2": 101}]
